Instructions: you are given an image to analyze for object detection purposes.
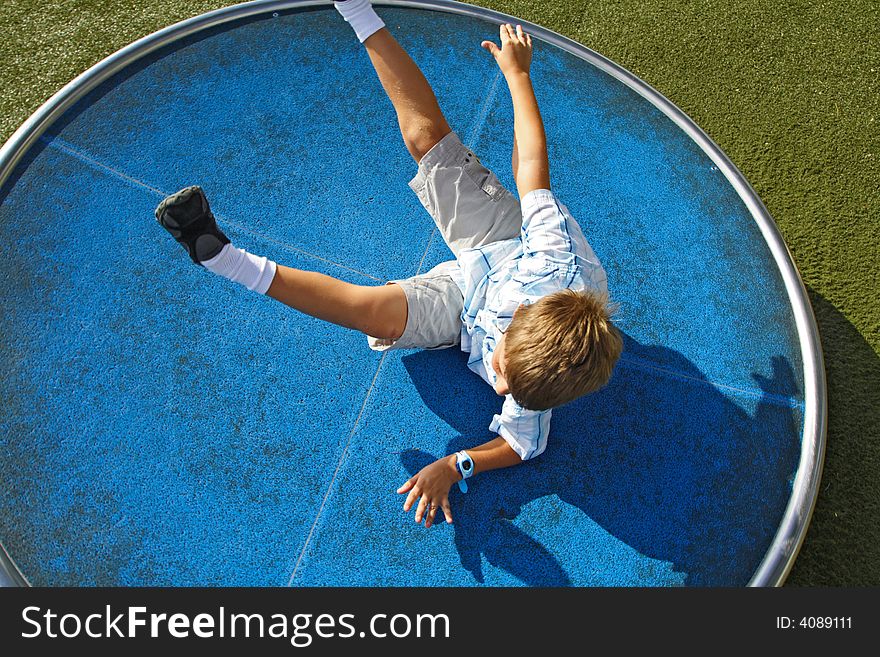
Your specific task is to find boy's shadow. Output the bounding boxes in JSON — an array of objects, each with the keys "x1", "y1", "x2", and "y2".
[{"x1": 400, "y1": 332, "x2": 801, "y2": 586}]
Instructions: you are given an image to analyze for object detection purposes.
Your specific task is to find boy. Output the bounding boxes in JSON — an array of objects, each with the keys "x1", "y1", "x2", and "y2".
[{"x1": 155, "y1": 0, "x2": 622, "y2": 528}]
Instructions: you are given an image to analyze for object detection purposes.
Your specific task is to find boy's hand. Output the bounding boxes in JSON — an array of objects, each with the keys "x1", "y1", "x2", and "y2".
[
  {"x1": 481, "y1": 23, "x2": 533, "y2": 78},
  {"x1": 396, "y1": 456, "x2": 459, "y2": 527}
]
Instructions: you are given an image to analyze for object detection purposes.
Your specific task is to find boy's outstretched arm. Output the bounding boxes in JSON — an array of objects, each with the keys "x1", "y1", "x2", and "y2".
[
  {"x1": 396, "y1": 437, "x2": 521, "y2": 528},
  {"x1": 482, "y1": 24, "x2": 550, "y2": 199}
]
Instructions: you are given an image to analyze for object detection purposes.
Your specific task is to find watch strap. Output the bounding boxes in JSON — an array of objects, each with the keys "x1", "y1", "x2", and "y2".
[{"x1": 455, "y1": 450, "x2": 474, "y2": 493}]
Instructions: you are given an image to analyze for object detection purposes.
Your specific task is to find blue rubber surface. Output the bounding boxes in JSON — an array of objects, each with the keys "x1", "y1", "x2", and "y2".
[{"x1": 0, "y1": 6, "x2": 803, "y2": 586}]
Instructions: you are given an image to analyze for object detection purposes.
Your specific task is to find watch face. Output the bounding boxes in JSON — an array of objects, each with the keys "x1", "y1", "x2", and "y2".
[{"x1": 462, "y1": 460, "x2": 472, "y2": 472}]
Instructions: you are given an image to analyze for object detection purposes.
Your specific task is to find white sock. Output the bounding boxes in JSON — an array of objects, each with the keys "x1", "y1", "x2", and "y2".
[
  {"x1": 334, "y1": 0, "x2": 385, "y2": 43},
  {"x1": 202, "y1": 243, "x2": 277, "y2": 295}
]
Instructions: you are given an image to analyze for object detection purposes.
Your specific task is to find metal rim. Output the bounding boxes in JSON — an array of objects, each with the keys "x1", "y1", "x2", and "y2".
[
  {"x1": 0, "y1": 0, "x2": 826, "y2": 587},
  {"x1": 0, "y1": 542, "x2": 29, "y2": 586}
]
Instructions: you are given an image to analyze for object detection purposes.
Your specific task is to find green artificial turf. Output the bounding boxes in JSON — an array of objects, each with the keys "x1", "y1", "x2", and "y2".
[{"x1": 1, "y1": 0, "x2": 877, "y2": 586}]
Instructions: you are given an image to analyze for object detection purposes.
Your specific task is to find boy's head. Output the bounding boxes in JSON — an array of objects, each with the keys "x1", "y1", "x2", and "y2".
[{"x1": 493, "y1": 289, "x2": 623, "y2": 411}]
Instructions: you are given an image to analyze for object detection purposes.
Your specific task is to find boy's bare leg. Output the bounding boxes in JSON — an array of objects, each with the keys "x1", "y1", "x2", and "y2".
[
  {"x1": 156, "y1": 186, "x2": 407, "y2": 341},
  {"x1": 336, "y1": 0, "x2": 450, "y2": 161},
  {"x1": 361, "y1": 28, "x2": 452, "y2": 162},
  {"x1": 265, "y1": 265, "x2": 407, "y2": 340}
]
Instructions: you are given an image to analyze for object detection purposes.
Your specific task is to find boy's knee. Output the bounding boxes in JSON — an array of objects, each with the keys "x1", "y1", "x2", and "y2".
[
  {"x1": 402, "y1": 122, "x2": 449, "y2": 161},
  {"x1": 359, "y1": 283, "x2": 408, "y2": 340}
]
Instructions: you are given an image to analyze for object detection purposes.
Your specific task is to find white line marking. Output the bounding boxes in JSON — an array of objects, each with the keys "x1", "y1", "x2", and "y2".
[{"x1": 287, "y1": 352, "x2": 388, "y2": 585}]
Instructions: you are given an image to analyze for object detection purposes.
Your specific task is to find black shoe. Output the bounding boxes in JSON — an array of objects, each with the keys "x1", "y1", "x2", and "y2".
[{"x1": 155, "y1": 186, "x2": 230, "y2": 265}]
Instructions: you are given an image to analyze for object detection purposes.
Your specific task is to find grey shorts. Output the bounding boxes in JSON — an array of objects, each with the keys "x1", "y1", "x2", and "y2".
[{"x1": 367, "y1": 131, "x2": 522, "y2": 352}]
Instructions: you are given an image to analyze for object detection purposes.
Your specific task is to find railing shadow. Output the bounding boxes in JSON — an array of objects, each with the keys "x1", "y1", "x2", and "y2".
[{"x1": 784, "y1": 287, "x2": 880, "y2": 585}]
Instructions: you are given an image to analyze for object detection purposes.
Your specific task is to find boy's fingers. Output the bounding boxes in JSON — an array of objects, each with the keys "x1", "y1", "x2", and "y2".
[
  {"x1": 441, "y1": 499, "x2": 453, "y2": 524},
  {"x1": 516, "y1": 24, "x2": 524, "y2": 40},
  {"x1": 396, "y1": 478, "x2": 415, "y2": 494},
  {"x1": 480, "y1": 40, "x2": 499, "y2": 57},
  {"x1": 415, "y1": 496, "x2": 429, "y2": 523},
  {"x1": 403, "y1": 487, "x2": 419, "y2": 511}
]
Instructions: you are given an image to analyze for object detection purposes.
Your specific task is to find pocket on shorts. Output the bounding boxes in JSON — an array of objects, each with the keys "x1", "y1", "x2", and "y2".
[{"x1": 462, "y1": 151, "x2": 507, "y2": 202}]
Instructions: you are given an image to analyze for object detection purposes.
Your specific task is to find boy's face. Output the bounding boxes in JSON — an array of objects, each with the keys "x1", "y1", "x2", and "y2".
[{"x1": 492, "y1": 332, "x2": 511, "y2": 396}]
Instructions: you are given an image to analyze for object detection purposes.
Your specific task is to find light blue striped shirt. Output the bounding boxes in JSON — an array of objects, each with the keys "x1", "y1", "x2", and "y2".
[{"x1": 448, "y1": 189, "x2": 609, "y2": 460}]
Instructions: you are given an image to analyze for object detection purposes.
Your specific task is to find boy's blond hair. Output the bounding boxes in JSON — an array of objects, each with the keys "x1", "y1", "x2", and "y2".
[{"x1": 504, "y1": 289, "x2": 623, "y2": 411}]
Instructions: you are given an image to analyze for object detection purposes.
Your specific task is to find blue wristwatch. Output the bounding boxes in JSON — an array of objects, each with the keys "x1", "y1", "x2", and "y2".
[{"x1": 455, "y1": 450, "x2": 474, "y2": 493}]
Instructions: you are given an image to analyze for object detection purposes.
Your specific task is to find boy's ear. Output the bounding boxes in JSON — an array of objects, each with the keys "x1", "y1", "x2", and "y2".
[{"x1": 513, "y1": 300, "x2": 532, "y2": 317}]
